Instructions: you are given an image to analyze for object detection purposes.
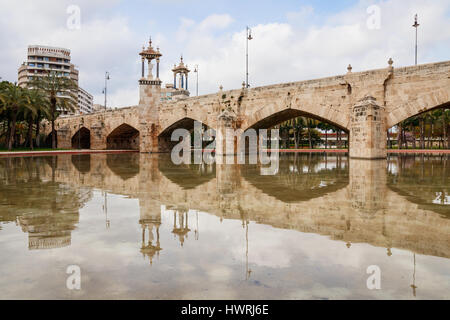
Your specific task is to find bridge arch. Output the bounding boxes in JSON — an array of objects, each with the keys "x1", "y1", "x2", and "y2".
[
  {"x1": 241, "y1": 107, "x2": 349, "y2": 150},
  {"x1": 107, "y1": 123, "x2": 140, "y2": 150},
  {"x1": 387, "y1": 90, "x2": 450, "y2": 128},
  {"x1": 244, "y1": 108, "x2": 349, "y2": 132},
  {"x1": 242, "y1": 93, "x2": 350, "y2": 133},
  {"x1": 44, "y1": 131, "x2": 57, "y2": 148},
  {"x1": 71, "y1": 127, "x2": 91, "y2": 149},
  {"x1": 158, "y1": 117, "x2": 216, "y2": 152}
]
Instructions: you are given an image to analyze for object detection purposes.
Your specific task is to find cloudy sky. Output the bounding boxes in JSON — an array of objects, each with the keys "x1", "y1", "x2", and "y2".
[{"x1": 0, "y1": 0, "x2": 449, "y2": 108}]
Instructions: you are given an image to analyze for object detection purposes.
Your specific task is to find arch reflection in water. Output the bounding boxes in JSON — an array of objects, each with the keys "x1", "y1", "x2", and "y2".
[{"x1": 0, "y1": 153, "x2": 449, "y2": 299}]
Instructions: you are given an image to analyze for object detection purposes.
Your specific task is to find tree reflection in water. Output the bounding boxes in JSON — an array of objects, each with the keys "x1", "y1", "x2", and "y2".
[
  {"x1": 388, "y1": 154, "x2": 449, "y2": 216},
  {"x1": 0, "y1": 152, "x2": 449, "y2": 299},
  {"x1": 0, "y1": 153, "x2": 448, "y2": 262},
  {"x1": 0, "y1": 156, "x2": 91, "y2": 249}
]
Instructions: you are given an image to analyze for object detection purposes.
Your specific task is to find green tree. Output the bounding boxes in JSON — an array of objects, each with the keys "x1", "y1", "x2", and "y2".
[
  {"x1": 0, "y1": 82, "x2": 37, "y2": 150},
  {"x1": 317, "y1": 122, "x2": 334, "y2": 149},
  {"x1": 444, "y1": 109, "x2": 450, "y2": 149},
  {"x1": 29, "y1": 72, "x2": 77, "y2": 149},
  {"x1": 23, "y1": 89, "x2": 49, "y2": 150},
  {"x1": 306, "y1": 118, "x2": 318, "y2": 149},
  {"x1": 292, "y1": 117, "x2": 306, "y2": 149}
]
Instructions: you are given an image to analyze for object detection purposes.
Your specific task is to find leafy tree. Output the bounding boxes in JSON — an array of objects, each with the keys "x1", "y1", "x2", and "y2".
[
  {"x1": 0, "y1": 82, "x2": 37, "y2": 150},
  {"x1": 23, "y1": 89, "x2": 49, "y2": 150},
  {"x1": 29, "y1": 72, "x2": 77, "y2": 149},
  {"x1": 317, "y1": 122, "x2": 334, "y2": 149}
]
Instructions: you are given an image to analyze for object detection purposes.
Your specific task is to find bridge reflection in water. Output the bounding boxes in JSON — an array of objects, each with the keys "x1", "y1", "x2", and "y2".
[{"x1": 0, "y1": 153, "x2": 448, "y2": 299}]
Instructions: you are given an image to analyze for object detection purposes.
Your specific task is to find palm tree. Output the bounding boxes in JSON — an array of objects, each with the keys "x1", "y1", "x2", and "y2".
[
  {"x1": 24, "y1": 89, "x2": 48, "y2": 150},
  {"x1": 404, "y1": 117, "x2": 418, "y2": 149},
  {"x1": 306, "y1": 118, "x2": 318, "y2": 149},
  {"x1": 438, "y1": 109, "x2": 449, "y2": 149},
  {"x1": 419, "y1": 114, "x2": 425, "y2": 149},
  {"x1": 427, "y1": 111, "x2": 440, "y2": 149},
  {"x1": 0, "y1": 81, "x2": 10, "y2": 145},
  {"x1": 292, "y1": 117, "x2": 305, "y2": 149},
  {"x1": 0, "y1": 83, "x2": 36, "y2": 150},
  {"x1": 317, "y1": 122, "x2": 333, "y2": 149},
  {"x1": 397, "y1": 122, "x2": 405, "y2": 149},
  {"x1": 29, "y1": 72, "x2": 77, "y2": 149},
  {"x1": 444, "y1": 109, "x2": 450, "y2": 149}
]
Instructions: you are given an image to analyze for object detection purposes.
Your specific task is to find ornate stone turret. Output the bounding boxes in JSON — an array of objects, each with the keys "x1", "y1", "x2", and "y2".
[
  {"x1": 139, "y1": 200, "x2": 162, "y2": 265},
  {"x1": 171, "y1": 55, "x2": 190, "y2": 98},
  {"x1": 138, "y1": 36, "x2": 163, "y2": 153},
  {"x1": 172, "y1": 210, "x2": 191, "y2": 247},
  {"x1": 138, "y1": 37, "x2": 162, "y2": 106},
  {"x1": 139, "y1": 37, "x2": 162, "y2": 82}
]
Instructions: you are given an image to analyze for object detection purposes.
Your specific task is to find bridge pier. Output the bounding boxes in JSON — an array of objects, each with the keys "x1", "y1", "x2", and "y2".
[
  {"x1": 138, "y1": 77, "x2": 162, "y2": 153},
  {"x1": 349, "y1": 96, "x2": 387, "y2": 159},
  {"x1": 348, "y1": 158, "x2": 387, "y2": 217},
  {"x1": 215, "y1": 108, "x2": 238, "y2": 156},
  {"x1": 90, "y1": 125, "x2": 107, "y2": 150},
  {"x1": 216, "y1": 160, "x2": 242, "y2": 216},
  {"x1": 56, "y1": 127, "x2": 71, "y2": 149}
]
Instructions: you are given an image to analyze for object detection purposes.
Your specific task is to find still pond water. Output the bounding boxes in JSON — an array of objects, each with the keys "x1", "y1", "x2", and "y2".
[{"x1": 0, "y1": 153, "x2": 449, "y2": 299}]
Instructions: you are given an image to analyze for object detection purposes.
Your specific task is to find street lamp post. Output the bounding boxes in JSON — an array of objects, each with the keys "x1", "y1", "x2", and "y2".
[
  {"x1": 246, "y1": 26, "x2": 253, "y2": 88},
  {"x1": 194, "y1": 65, "x2": 199, "y2": 96},
  {"x1": 103, "y1": 72, "x2": 110, "y2": 110},
  {"x1": 413, "y1": 14, "x2": 420, "y2": 66}
]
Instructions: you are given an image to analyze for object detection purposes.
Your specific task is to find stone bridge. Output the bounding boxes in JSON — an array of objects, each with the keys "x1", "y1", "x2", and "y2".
[{"x1": 51, "y1": 58, "x2": 450, "y2": 159}]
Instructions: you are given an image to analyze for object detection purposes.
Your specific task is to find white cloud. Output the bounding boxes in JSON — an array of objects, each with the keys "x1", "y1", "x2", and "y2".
[
  {"x1": 198, "y1": 13, "x2": 234, "y2": 31},
  {"x1": 1, "y1": 0, "x2": 449, "y2": 107},
  {"x1": 286, "y1": 5, "x2": 315, "y2": 25},
  {"x1": 94, "y1": 87, "x2": 139, "y2": 109},
  {"x1": 175, "y1": 0, "x2": 450, "y2": 95}
]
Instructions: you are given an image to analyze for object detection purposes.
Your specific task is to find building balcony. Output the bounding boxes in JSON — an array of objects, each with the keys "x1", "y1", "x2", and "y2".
[{"x1": 28, "y1": 58, "x2": 71, "y2": 66}]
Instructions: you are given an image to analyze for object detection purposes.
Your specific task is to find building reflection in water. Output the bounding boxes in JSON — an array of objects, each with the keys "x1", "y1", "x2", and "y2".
[
  {"x1": 0, "y1": 156, "x2": 90, "y2": 250},
  {"x1": 0, "y1": 153, "x2": 448, "y2": 286}
]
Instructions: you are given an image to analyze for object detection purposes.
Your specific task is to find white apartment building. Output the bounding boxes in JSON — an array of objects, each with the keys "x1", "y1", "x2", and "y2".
[
  {"x1": 78, "y1": 87, "x2": 94, "y2": 114},
  {"x1": 18, "y1": 45, "x2": 94, "y2": 115},
  {"x1": 18, "y1": 45, "x2": 79, "y2": 87}
]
